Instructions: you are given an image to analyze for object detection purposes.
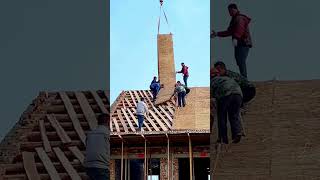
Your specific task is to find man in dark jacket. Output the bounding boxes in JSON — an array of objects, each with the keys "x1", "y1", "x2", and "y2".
[
  {"x1": 176, "y1": 62, "x2": 189, "y2": 87},
  {"x1": 211, "y1": 3, "x2": 252, "y2": 78},
  {"x1": 150, "y1": 76, "x2": 161, "y2": 102}
]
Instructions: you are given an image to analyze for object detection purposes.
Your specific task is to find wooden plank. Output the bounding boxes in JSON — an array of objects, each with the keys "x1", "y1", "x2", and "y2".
[
  {"x1": 124, "y1": 98, "x2": 133, "y2": 107},
  {"x1": 39, "y1": 120, "x2": 52, "y2": 152},
  {"x1": 165, "y1": 104, "x2": 175, "y2": 116},
  {"x1": 121, "y1": 108, "x2": 136, "y2": 132},
  {"x1": 53, "y1": 147, "x2": 81, "y2": 180},
  {"x1": 75, "y1": 92, "x2": 98, "y2": 130},
  {"x1": 140, "y1": 90, "x2": 153, "y2": 107},
  {"x1": 112, "y1": 118, "x2": 120, "y2": 132},
  {"x1": 47, "y1": 114, "x2": 72, "y2": 144},
  {"x1": 133, "y1": 90, "x2": 141, "y2": 102},
  {"x1": 122, "y1": 100, "x2": 125, "y2": 108},
  {"x1": 60, "y1": 92, "x2": 86, "y2": 144},
  {"x1": 144, "y1": 111, "x2": 160, "y2": 131},
  {"x1": 158, "y1": 105, "x2": 173, "y2": 122},
  {"x1": 35, "y1": 147, "x2": 61, "y2": 180},
  {"x1": 117, "y1": 110, "x2": 129, "y2": 132},
  {"x1": 110, "y1": 118, "x2": 114, "y2": 132},
  {"x1": 148, "y1": 110, "x2": 168, "y2": 131},
  {"x1": 22, "y1": 152, "x2": 41, "y2": 180},
  {"x1": 91, "y1": 91, "x2": 109, "y2": 114},
  {"x1": 128, "y1": 91, "x2": 137, "y2": 106},
  {"x1": 68, "y1": 146, "x2": 85, "y2": 165},
  {"x1": 153, "y1": 107, "x2": 172, "y2": 129},
  {"x1": 130, "y1": 108, "x2": 152, "y2": 131}
]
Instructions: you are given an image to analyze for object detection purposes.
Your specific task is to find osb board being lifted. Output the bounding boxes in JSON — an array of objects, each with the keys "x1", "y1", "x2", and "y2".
[
  {"x1": 173, "y1": 87, "x2": 210, "y2": 130},
  {"x1": 155, "y1": 87, "x2": 174, "y2": 105}
]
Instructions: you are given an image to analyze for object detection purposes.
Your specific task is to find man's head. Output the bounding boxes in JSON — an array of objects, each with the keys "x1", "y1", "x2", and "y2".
[
  {"x1": 181, "y1": 63, "x2": 185, "y2": 67},
  {"x1": 153, "y1": 76, "x2": 157, "y2": 80},
  {"x1": 97, "y1": 113, "x2": 109, "y2": 126},
  {"x1": 228, "y1": 3, "x2": 239, "y2": 17},
  {"x1": 214, "y1": 61, "x2": 227, "y2": 76}
]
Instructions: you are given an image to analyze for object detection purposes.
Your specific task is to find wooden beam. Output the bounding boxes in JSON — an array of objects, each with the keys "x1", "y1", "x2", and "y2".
[
  {"x1": 153, "y1": 106, "x2": 172, "y2": 129},
  {"x1": 128, "y1": 108, "x2": 152, "y2": 131},
  {"x1": 75, "y1": 92, "x2": 98, "y2": 130},
  {"x1": 165, "y1": 104, "x2": 175, "y2": 116},
  {"x1": 128, "y1": 91, "x2": 137, "y2": 106},
  {"x1": 158, "y1": 105, "x2": 173, "y2": 122},
  {"x1": 112, "y1": 118, "x2": 120, "y2": 132},
  {"x1": 53, "y1": 147, "x2": 82, "y2": 180},
  {"x1": 22, "y1": 152, "x2": 41, "y2": 180},
  {"x1": 91, "y1": 91, "x2": 109, "y2": 114},
  {"x1": 110, "y1": 118, "x2": 114, "y2": 132},
  {"x1": 47, "y1": 114, "x2": 72, "y2": 144},
  {"x1": 117, "y1": 110, "x2": 129, "y2": 132},
  {"x1": 39, "y1": 120, "x2": 52, "y2": 152},
  {"x1": 68, "y1": 146, "x2": 85, "y2": 165},
  {"x1": 35, "y1": 147, "x2": 61, "y2": 180},
  {"x1": 133, "y1": 91, "x2": 141, "y2": 102},
  {"x1": 140, "y1": 90, "x2": 154, "y2": 107},
  {"x1": 148, "y1": 110, "x2": 168, "y2": 131},
  {"x1": 121, "y1": 108, "x2": 136, "y2": 132},
  {"x1": 124, "y1": 98, "x2": 133, "y2": 107},
  {"x1": 60, "y1": 92, "x2": 86, "y2": 144},
  {"x1": 188, "y1": 134, "x2": 193, "y2": 180}
]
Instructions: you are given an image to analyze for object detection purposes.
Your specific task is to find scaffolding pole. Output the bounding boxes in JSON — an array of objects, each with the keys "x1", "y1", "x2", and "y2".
[{"x1": 188, "y1": 133, "x2": 193, "y2": 180}]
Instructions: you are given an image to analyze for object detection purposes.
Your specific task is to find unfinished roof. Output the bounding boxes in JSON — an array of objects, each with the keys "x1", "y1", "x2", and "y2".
[
  {"x1": 211, "y1": 80, "x2": 320, "y2": 179},
  {"x1": 0, "y1": 90, "x2": 109, "y2": 180},
  {"x1": 110, "y1": 87, "x2": 210, "y2": 135}
]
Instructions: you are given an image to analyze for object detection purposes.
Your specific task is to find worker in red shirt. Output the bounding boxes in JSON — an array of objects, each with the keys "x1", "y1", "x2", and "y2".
[
  {"x1": 176, "y1": 62, "x2": 189, "y2": 87},
  {"x1": 211, "y1": 3, "x2": 252, "y2": 78}
]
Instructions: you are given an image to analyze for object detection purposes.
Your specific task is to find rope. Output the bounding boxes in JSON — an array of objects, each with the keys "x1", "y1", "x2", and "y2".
[{"x1": 157, "y1": 1, "x2": 171, "y2": 34}]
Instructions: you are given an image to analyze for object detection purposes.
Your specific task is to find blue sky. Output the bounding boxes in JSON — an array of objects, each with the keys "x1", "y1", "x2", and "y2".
[{"x1": 111, "y1": 0, "x2": 210, "y2": 103}]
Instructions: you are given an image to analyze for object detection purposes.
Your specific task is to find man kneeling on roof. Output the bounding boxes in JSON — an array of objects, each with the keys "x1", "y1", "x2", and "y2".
[
  {"x1": 136, "y1": 97, "x2": 150, "y2": 131},
  {"x1": 170, "y1": 81, "x2": 188, "y2": 108},
  {"x1": 150, "y1": 76, "x2": 161, "y2": 102},
  {"x1": 84, "y1": 113, "x2": 109, "y2": 180},
  {"x1": 211, "y1": 68, "x2": 244, "y2": 144},
  {"x1": 213, "y1": 61, "x2": 256, "y2": 107}
]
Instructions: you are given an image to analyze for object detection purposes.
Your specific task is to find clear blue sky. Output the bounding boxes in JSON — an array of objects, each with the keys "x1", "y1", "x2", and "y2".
[{"x1": 111, "y1": 0, "x2": 210, "y2": 103}]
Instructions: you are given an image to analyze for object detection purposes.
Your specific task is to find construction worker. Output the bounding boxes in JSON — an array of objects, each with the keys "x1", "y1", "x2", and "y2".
[
  {"x1": 214, "y1": 61, "x2": 256, "y2": 106},
  {"x1": 211, "y1": 68, "x2": 244, "y2": 144},
  {"x1": 170, "y1": 81, "x2": 186, "y2": 107},
  {"x1": 211, "y1": 3, "x2": 252, "y2": 78},
  {"x1": 84, "y1": 113, "x2": 109, "y2": 180},
  {"x1": 176, "y1": 62, "x2": 189, "y2": 87},
  {"x1": 136, "y1": 98, "x2": 149, "y2": 131},
  {"x1": 150, "y1": 76, "x2": 161, "y2": 102}
]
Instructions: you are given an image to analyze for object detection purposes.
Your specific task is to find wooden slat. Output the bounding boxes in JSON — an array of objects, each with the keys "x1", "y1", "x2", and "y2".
[
  {"x1": 165, "y1": 104, "x2": 175, "y2": 116},
  {"x1": 130, "y1": 108, "x2": 152, "y2": 131},
  {"x1": 91, "y1": 91, "x2": 109, "y2": 114},
  {"x1": 75, "y1": 92, "x2": 98, "y2": 130},
  {"x1": 117, "y1": 110, "x2": 129, "y2": 132},
  {"x1": 68, "y1": 146, "x2": 84, "y2": 165},
  {"x1": 112, "y1": 118, "x2": 120, "y2": 132},
  {"x1": 110, "y1": 118, "x2": 114, "y2": 132},
  {"x1": 149, "y1": 110, "x2": 168, "y2": 131},
  {"x1": 22, "y1": 152, "x2": 41, "y2": 180},
  {"x1": 158, "y1": 105, "x2": 173, "y2": 122},
  {"x1": 122, "y1": 100, "x2": 125, "y2": 108},
  {"x1": 128, "y1": 91, "x2": 137, "y2": 106},
  {"x1": 47, "y1": 114, "x2": 72, "y2": 144},
  {"x1": 60, "y1": 92, "x2": 86, "y2": 144},
  {"x1": 53, "y1": 147, "x2": 81, "y2": 180},
  {"x1": 121, "y1": 108, "x2": 136, "y2": 132},
  {"x1": 133, "y1": 90, "x2": 141, "y2": 102},
  {"x1": 153, "y1": 107, "x2": 172, "y2": 129},
  {"x1": 35, "y1": 147, "x2": 61, "y2": 180},
  {"x1": 124, "y1": 98, "x2": 133, "y2": 107},
  {"x1": 39, "y1": 120, "x2": 52, "y2": 152},
  {"x1": 147, "y1": 90, "x2": 153, "y2": 97},
  {"x1": 140, "y1": 90, "x2": 154, "y2": 107},
  {"x1": 127, "y1": 108, "x2": 139, "y2": 126}
]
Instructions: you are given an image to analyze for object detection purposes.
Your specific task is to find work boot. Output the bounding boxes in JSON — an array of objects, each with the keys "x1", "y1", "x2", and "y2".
[{"x1": 232, "y1": 135, "x2": 242, "y2": 144}]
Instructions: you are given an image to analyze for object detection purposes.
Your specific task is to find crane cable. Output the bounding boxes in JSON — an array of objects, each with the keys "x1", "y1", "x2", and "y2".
[{"x1": 157, "y1": 0, "x2": 171, "y2": 34}]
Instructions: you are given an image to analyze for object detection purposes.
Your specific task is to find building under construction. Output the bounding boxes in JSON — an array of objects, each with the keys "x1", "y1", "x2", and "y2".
[{"x1": 109, "y1": 34, "x2": 210, "y2": 180}]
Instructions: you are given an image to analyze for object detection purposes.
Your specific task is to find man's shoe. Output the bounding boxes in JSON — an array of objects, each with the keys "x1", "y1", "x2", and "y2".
[{"x1": 232, "y1": 135, "x2": 242, "y2": 144}]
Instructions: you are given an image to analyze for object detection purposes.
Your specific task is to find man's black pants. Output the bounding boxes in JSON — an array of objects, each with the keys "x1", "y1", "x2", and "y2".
[{"x1": 217, "y1": 94, "x2": 243, "y2": 144}]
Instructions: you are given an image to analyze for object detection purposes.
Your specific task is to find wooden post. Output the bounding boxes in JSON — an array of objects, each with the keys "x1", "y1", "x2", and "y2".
[
  {"x1": 188, "y1": 133, "x2": 193, "y2": 180},
  {"x1": 166, "y1": 134, "x2": 170, "y2": 180},
  {"x1": 144, "y1": 139, "x2": 147, "y2": 180},
  {"x1": 121, "y1": 137, "x2": 124, "y2": 180}
]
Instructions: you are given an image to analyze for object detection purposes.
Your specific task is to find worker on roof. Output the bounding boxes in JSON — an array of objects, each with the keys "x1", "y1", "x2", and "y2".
[
  {"x1": 213, "y1": 61, "x2": 256, "y2": 106},
  {"x1": 170, "y1": 81, "x2": 187, "y2": 108},
  {"x1": 136, "y1": 97, "x2": 150, "y2": 131},
  {"x1": 211, "y1": 68, "x2": 244, "y2": 144},
  {"x1": 150, "y1": 76, "x2": 161, "y2": 102},
  {"x1": 84, "y1": 113, "x2": 109, "y2": 180},
  {"x1": 176, "y1": 62, "x2": 189, "y2": 87},
  {"x1": 211, "y1": 3, "x2": 252, "y2": 78}
]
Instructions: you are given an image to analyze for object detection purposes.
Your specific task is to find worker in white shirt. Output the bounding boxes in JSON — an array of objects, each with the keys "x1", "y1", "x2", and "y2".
[{"x1": 136, "y1": 98, "x2": 150, "y2": 131}]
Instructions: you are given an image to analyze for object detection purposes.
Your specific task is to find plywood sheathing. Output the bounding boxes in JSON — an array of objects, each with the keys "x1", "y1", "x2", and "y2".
[
  {"x1": 173, "y1": 87, "x2": 210, "y2": 130},
  {"x1": 211, "y1": 80, "x2": 320, "y2": 179}
]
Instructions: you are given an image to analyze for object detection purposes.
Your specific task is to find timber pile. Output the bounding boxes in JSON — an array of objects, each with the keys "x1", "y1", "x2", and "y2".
[
  {"x1": 0, "y1": 91, "x2": 109, "y2": 180},
  {"x1": 211, "y1": 80, "x2": 320, "y2": 179}
]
